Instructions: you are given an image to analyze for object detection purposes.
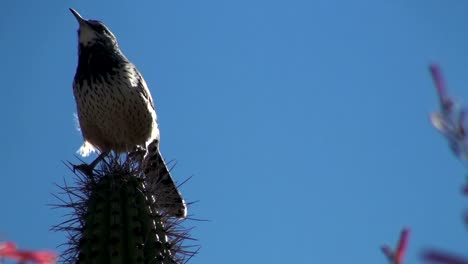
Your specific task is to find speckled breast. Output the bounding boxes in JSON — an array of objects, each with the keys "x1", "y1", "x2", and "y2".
[{"x1": 73, "y1": 67, "x2": 158, "y2": 153}]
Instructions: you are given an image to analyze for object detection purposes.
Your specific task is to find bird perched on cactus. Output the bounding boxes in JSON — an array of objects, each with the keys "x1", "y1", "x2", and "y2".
[{"x1": 69, "y1": 8, "x2": 187, "y2": 218}]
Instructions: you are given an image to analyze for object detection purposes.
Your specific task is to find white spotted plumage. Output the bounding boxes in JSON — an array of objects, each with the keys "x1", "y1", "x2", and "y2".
[
  {"x1": 70, "y1": 8, "x2": 187, "y2": 218},
  {"x1": 74, "y1": 69, "x2": 159, "y2": 156}
]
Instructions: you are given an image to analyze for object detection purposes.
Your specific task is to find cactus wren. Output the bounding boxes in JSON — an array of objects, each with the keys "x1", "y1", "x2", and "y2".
[{"x1": 70, "y1": 8, "x2": 187, "y2": 218}]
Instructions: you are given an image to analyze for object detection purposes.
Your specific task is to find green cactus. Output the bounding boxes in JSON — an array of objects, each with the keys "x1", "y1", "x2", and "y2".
[{"x1": 52, "y1": 154, "x2": 197, "y2": 264}]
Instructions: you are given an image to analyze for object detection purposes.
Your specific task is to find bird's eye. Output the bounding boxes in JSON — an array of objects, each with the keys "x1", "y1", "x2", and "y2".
[
  {"x1": 89, "y1": 21, "x2": 107, "y2": 33},
  {"x1": 96, "y1": 24, "x2": 106, "y2": 33},
  {"x1": 98, "y1": 24, "x2": 106, "y2": 31}
]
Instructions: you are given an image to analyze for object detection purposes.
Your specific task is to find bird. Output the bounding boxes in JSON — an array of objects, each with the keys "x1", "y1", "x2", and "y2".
[{"x1": 69, "y1": 8, "x2": 187, "y2": 218}]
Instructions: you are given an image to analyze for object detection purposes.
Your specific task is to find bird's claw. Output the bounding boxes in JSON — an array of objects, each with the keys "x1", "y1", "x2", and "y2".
[{"x1": 129, "y1": 148, "x2": 146, "y2": 163}]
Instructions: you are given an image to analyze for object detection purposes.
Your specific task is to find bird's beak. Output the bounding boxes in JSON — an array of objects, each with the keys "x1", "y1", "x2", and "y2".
[{"x1": 69, "y1": 8, "x2": 86, "y2": 26}]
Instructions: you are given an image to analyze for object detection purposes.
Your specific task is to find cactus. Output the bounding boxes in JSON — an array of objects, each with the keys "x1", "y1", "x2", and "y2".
[{"x1": 52, "y1": 154, "x2": 197, "y2": 264}]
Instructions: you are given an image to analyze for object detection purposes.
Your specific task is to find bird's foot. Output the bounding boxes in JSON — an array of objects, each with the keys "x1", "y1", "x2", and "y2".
[
  {"x1": 72, "y1": 163, "x2": 95, "y2": 177},
  {"x1": 129, "y1": 147, "x2": 147, "y2": 163}
]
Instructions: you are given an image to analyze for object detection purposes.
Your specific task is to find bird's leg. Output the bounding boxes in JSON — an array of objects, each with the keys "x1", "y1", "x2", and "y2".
[{"x1": 73, "y1": 151, "x2": 110, "y2": 177}]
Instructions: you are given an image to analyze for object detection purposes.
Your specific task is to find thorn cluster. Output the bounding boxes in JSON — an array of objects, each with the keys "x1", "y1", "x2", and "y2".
[{"x1": 51, "y1": 154, "x2": 199, "y2": 263}]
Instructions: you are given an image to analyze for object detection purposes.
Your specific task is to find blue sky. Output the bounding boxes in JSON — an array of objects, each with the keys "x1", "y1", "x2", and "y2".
[{"x1": 1, "y1": 0, "x2": 468, "y2": 263}]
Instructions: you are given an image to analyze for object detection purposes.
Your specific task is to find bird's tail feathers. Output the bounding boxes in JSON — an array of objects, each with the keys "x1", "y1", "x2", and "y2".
[{"x1": 143, "y1": 140, "x2": 187, "y2": 218}]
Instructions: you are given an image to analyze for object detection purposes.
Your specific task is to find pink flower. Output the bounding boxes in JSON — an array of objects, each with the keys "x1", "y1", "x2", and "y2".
[
  {"x1": 382, "y1": 228, "x2": 410, "y2": 264},
  {"x1": 0, "y1": 241, "x2": 57, "y2": 264}
]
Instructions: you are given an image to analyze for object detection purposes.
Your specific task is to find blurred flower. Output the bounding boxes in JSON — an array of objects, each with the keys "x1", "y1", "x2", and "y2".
[
  {"x1": 423, "y1": 249, "x2": 468, "y2": 264},
  {"x1": 382, "y1": 228, "x2": 410, "y2": 264},
  {"x1": 423, "y1": 64, "x2": 468, "y2": 264},
  {"x1": 429, "y1": 64, "x2": 468, "y2": 164},
  {"x1": 0, "y1": 241, "x2": 57, "y2": 264}
]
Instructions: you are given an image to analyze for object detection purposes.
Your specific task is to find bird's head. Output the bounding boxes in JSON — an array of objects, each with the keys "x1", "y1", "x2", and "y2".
[{"x1": 70, "y1": 8, "x2": 118, "y2": 48}]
